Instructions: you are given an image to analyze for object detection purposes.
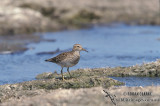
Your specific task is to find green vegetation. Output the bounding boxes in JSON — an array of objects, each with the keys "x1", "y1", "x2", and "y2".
[{"x1": 34, "y1": 69, "x2": 124, "y2": 89}]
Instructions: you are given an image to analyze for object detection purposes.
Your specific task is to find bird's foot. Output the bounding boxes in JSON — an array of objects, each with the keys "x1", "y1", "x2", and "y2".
[{"x1": 62, "y1": 76, "x2": 65, "y2": 81}]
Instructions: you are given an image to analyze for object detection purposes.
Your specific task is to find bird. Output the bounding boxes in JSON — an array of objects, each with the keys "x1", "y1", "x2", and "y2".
[{"x1": 45, "y1": 44, "x2": 88, "y2": 80}]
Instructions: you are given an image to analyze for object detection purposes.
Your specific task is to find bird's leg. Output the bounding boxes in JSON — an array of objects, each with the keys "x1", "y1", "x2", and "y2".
[
  {"x1": 67, "y1": 67, "x2": 72, "y2": 78},
  {"x1": 61, "y1": 67, "x2": 64, "y2": 80}
]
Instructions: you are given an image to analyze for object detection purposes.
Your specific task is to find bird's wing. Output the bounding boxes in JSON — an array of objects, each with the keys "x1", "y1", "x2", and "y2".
[{"x1": 45, "y1": 52, "x2": 70, "y2": 63}]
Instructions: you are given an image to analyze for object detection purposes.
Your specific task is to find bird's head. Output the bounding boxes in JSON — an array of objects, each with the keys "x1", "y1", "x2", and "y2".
[{"x1": 72, "y1": 44, "x2": 88, "y2": 52}]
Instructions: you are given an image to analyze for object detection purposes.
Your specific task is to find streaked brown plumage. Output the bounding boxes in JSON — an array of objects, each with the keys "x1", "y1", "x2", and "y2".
[{"x1": 45, "y1": 44, "x2": 88, "y2": 80}]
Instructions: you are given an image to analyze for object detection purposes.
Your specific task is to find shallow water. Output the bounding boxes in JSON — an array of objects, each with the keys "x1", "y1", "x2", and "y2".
[
  {"x1": 0, "y1": 24, "x2": 160, "y2": 86},
  {"x1": 110, "y1": 77, "x2": 160, "y2": 87}
]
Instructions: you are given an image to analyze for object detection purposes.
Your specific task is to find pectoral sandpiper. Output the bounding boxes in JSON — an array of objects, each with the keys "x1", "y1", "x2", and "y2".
[{"x1": 45, "y1": 44, "x2": 88, "y2": 80}]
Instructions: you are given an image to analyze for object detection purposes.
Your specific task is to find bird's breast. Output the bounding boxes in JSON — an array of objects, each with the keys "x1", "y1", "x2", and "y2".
[{"x1": 70, "y1": 55, "x2": 80, "y2": 65}]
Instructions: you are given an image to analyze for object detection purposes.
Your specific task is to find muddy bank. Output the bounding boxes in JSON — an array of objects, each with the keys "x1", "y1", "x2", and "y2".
[
  {"x1": 0, "y1": 34, "x2": 41, "y2": 53},
  {"x1": 0, "y1": 71, "x2": 123, "y2": 103},
  {"x1": 0, "y1": 0, "x2": 159, "y2": 35},
  {"x1": 108, "y1": 60, "x2": 160, "y2": 77}
]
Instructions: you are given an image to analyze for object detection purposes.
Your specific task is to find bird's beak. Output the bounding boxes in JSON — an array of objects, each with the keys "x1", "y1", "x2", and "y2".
[{"x1": 82, "y1": 48, "x2": 88, "y2": 52}]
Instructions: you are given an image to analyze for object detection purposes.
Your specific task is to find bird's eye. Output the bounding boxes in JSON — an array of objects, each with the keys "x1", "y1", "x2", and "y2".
[{"x1": 77, "y1": 46, "x2": 79, "y2": 47}]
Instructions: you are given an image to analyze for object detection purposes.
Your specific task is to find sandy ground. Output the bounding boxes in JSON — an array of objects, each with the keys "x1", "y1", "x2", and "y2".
[{"x1": 1, "y1": 86, "x2": 160, "y2": 106}]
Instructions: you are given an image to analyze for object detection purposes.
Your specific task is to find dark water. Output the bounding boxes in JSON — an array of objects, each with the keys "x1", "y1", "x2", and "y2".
[{"x1": 0, "y1": 24, "x2": 160, "y2": 86}]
